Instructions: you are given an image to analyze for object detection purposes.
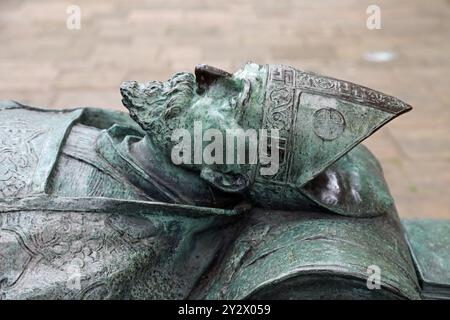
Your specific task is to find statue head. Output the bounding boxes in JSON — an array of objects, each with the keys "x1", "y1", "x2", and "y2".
[
  {"x1": 121, "y1": 63, "x2": 411, "y2": 209},
  {"x1": 121, "y1": 63, "x2": 268, "y2": 194}
]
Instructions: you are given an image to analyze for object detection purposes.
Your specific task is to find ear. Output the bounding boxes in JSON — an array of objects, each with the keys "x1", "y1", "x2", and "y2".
[{"x1": 200, "y1": 167, "x2": 250, "y2": 193}]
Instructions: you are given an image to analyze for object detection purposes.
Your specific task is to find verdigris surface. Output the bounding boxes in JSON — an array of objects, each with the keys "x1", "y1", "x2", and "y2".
[
  {"x1": 0, "y1": 63, "x2": 446, "y2": 299},
  {"x1": 404, "y1": 220, "x2": 450, "y2": 299}
]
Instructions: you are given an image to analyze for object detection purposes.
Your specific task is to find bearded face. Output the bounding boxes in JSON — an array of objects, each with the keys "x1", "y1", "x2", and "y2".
[
  {"x1": 120, "y1": 72, "x2": 197, "y2": 154},
  {"x1": 120, "y1": 64, "x2": 262, "y2": 168}
]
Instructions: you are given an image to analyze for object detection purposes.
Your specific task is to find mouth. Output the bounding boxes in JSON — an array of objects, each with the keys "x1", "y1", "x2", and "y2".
[{"x1": 195, "y1": 64, "x2": 232, "y2": 94}]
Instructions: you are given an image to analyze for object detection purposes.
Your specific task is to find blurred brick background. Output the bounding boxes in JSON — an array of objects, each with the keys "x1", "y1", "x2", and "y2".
[{"x1": 0, "y1": 0, "x2": 449, "y2": 218}]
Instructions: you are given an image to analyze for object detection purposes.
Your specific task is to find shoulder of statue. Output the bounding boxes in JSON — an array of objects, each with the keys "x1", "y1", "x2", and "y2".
[
  {"x1": 0, "y1": 100, "x2": 84, "y2": 115},
  {"x1": 0, "y1": 101, "x2": 144, "y2": 198},
  {"x1": 0, "y1": 101, "x2": 84, "y2": 197},
  {"x1": 0, "y1": 100, "x2": 144, "y2": 132}
]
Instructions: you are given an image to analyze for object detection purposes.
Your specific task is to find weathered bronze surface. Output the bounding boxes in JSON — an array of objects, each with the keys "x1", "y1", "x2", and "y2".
[
  {"x1": 403, "y1": 220, "x2": 450, "y2": 299},
  {"x1": 119, "y1": 63, "x2": 411, "y2": 216},
  {"x1": 0, "y1": 63, "x2": 447, "y2": 300}
]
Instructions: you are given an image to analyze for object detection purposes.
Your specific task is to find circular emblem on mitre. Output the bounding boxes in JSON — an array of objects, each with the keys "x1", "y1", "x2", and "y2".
[{"x1": 312, "y1": 108, "x2": 346, "y2": 140}]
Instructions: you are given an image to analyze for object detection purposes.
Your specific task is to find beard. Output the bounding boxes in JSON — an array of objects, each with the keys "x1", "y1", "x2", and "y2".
[
  {"x1": 162, "y1": 74, "x2": 195, "y2": 121},
  {"x1": 121, "y1": 72, "x2": 195, "y2": 130},
  {"x1": 141, "y1": 73, "x2": 195, "y2": 155}
]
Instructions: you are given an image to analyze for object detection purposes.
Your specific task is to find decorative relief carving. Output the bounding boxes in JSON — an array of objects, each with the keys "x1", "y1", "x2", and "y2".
[
  {"x1": 267, "y1": 88, "x2": 293, "y2": 132},
  {"x1": 0, "y1": 228, "x2": 36, "y2": 291},
  {"x1": 313, "y1": 108, "x2": 346, "y2": 140},
  {"x1": 0, "y1": 210, "x2": 179, "y2": 299},
  {"x1": 257, "y1": 66, "x2": 298, "y2": 183},
  {"x1": 295, "y1": 70, "x2": 410, "y2": 114},
  {"x1": 0, "y1": 121, "x2": 45, "y2": 197},
  {"x1": 269, "y1": 65, "x2": 410, "y2": 114},
  {"x1": 271, "y1": 67, "x2": 294, "y2": 85}
]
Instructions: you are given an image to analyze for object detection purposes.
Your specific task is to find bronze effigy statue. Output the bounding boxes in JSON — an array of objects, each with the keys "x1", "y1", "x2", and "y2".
[{"x1": 0, "y1": 63, "x2": 448, "y2": 299}]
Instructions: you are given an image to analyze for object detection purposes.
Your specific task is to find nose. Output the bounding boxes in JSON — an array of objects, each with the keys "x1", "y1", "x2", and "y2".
[{"x1": 195, "y1": 64, "x2": 232, "y2": 93}]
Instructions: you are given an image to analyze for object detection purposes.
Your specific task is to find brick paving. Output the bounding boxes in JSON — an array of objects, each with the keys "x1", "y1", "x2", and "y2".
[{"x1": 0, "y1": 0, "x2": 449, "y2": 218}]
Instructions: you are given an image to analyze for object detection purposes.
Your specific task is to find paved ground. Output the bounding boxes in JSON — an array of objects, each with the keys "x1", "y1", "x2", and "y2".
[{"x1": 0, "y1": 0, "x2": 449, "y2": 218}]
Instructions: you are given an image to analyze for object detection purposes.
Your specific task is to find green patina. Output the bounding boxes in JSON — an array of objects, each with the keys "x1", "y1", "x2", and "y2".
[{"x1": 0, "y1": 63, "x2": 447, "y2": 300}]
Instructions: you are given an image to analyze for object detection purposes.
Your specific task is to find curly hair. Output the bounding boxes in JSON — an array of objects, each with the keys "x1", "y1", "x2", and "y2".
[{"x1": 124, "y1": 72, "x2": 195, "y2": 133}]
